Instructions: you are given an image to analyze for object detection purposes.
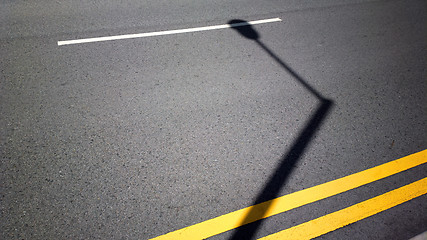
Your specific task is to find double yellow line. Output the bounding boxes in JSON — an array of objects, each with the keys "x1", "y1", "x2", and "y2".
[{"x1": 151, "y1": 149, "x2": 427, "y2": 240}]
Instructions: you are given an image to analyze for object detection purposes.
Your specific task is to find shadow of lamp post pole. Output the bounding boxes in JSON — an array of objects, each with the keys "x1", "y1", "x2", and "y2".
[{"x1": 227, "y1": 20, "x2": 333, "y2": 240}]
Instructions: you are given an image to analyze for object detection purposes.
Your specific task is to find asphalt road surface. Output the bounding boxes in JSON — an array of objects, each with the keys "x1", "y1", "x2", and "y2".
[{"x1": 1, "y1": 0, "x2": 426, "y2": 239}]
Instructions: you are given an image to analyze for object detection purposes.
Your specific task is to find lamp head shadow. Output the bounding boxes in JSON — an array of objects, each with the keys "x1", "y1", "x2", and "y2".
[{"x1": 228, "y1": 19, "x2": 259, "y2": 40}]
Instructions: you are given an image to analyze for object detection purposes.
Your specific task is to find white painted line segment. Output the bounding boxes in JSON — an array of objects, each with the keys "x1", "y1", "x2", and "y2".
[{"x1": 58, "y1": 18, "x2": 282, "y2": 46}]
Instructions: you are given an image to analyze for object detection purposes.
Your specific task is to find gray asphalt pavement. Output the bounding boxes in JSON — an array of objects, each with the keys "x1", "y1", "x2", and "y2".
[{"x1": 1, "y1": 0, "x2": 426, "y2": 239}]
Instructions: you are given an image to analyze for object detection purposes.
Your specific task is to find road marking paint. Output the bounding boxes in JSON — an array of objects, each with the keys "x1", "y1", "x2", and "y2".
[
  {"x1": 150, "y1": 149, "x2": 427, "y2": 240},
  {"x1": 259, "y1": 177, "x2": 427, "y2": 240},
  {"x1": 57, "y1": 18, "x2": 282, "y2": 46}
]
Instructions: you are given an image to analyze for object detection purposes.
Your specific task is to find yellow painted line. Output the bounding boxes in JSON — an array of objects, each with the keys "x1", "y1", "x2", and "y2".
[
  {"x1": 151, "y1": 149, "x2": 427, "y2": 240},
  {"x1": 259, "y1": 177, "x2": 427, "y2": 240}
]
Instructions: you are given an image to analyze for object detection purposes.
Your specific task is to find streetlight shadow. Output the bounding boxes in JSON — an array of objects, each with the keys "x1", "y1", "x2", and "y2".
[{"x1": 227, "y1": 19, "x2": 334, "y2": 240}]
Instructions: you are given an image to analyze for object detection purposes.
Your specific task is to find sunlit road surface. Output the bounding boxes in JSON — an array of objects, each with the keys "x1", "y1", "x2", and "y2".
[{"x1": 1, "y1": 0, "x2": 426, "y2": 239}]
